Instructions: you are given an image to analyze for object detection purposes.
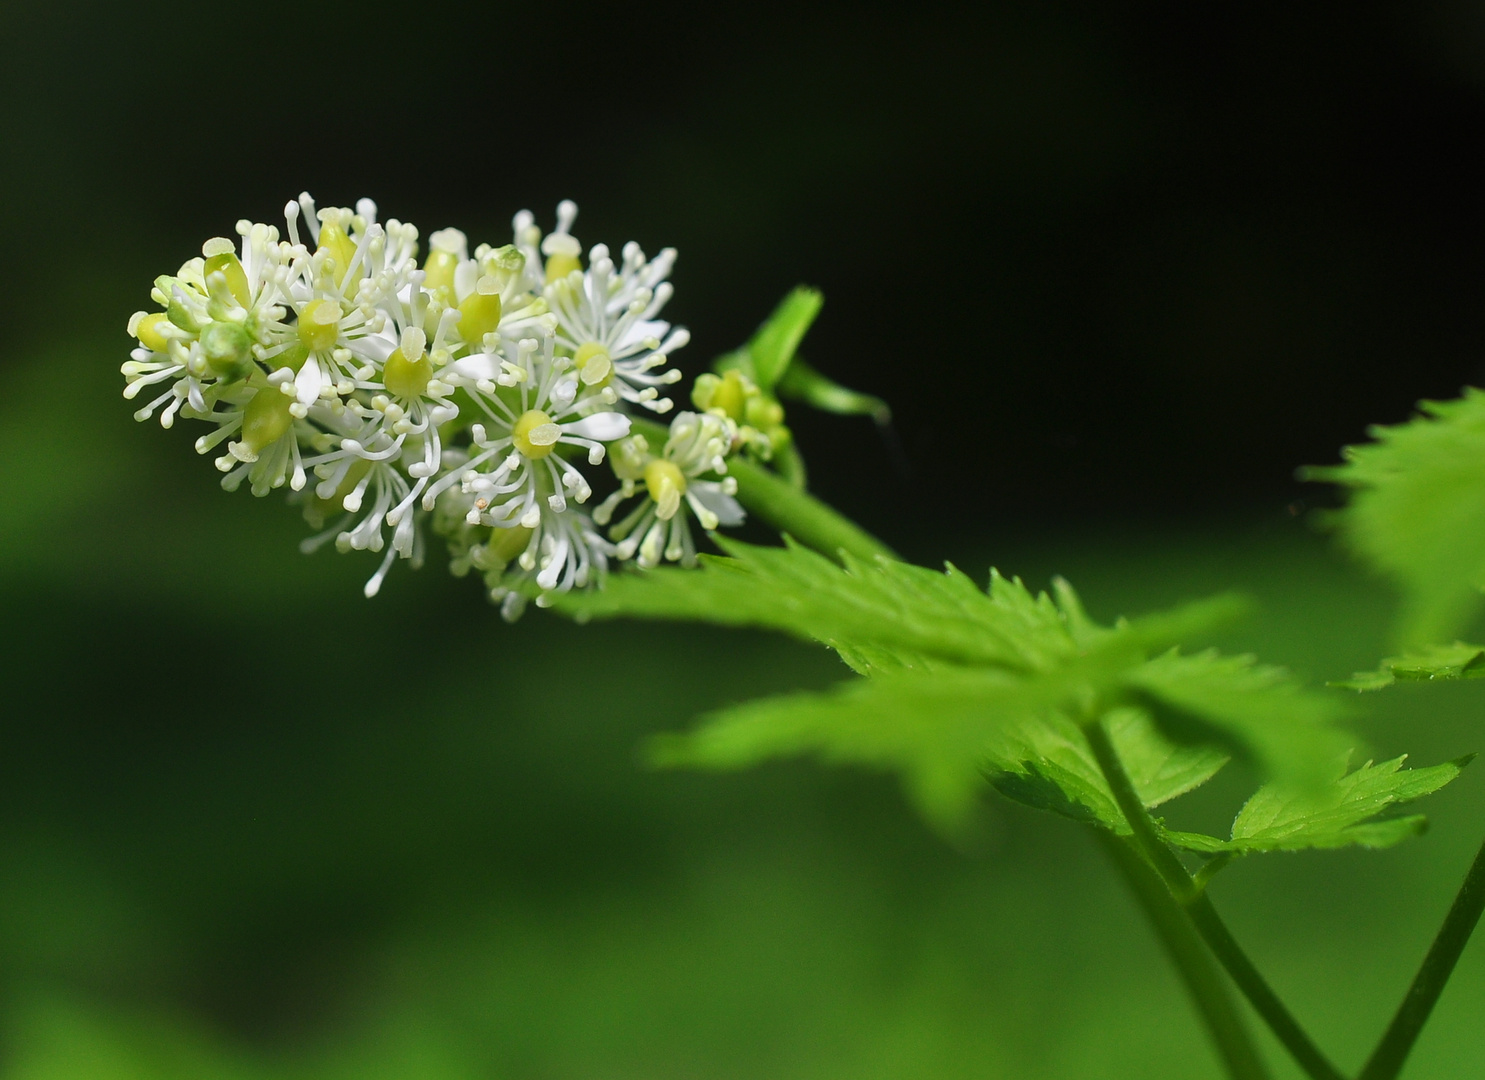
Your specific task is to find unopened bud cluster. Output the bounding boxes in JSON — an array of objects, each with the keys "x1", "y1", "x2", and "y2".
[{"x1": 124, "y1": 194, "x2": 745, "y2": 616}]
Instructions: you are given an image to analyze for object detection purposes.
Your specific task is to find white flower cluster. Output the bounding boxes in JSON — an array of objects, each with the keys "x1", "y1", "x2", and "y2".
[{"x1": 124, "y1": 194, "x2": 745, "y2": 616}]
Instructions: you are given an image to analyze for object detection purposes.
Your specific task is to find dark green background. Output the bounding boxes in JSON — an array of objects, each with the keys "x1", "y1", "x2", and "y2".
[{"x1": 5, "y1": 3, "x2": 1485, "y2": 1076}]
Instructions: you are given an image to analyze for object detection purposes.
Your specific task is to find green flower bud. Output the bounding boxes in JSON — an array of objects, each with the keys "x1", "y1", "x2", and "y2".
[
  {"x1": 155, "y1": 275, "x2": 201, "y2": 333},
  {"x1": 241, "y1": 388, "x2": 293, "y2": 455},
  {"x1": 745, "y1": 395, "x2": 785, "y2": 430},
  {"x1": 203, "y1": 250, "x2": 251, "y2": 307},
  {"x1": 199, "y1": 320, "x2": 254, "y2": 381}
]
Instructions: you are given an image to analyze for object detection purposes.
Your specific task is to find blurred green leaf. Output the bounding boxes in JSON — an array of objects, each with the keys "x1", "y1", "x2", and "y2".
[
  {"x1": 743, "y1": 286, "x2": 823, "y2": 391},
  {"x1": 776, "y1": 356, "x2": 891, "y2": 424},
  {"x1": 3, "y1": 998, "x2": 262, "y2": 1080},
  {"x1": 1334, "y1": 641, "x2": 1485, "y2": 691},
  {"x1": 648, "y1": 665, "x2": 1027, "y2": 832},
  {"x1": 1166, "y1": 754, "x2": 1469, "y2": 856},
  {"x1": 1125, "y1": 650, "x2": 1352, "y2": 787},
  {"x1": 568, "y1": 539, "x2": 1357, "y2": 831},
  {"x1": 648, "y1": 673, "x2": 1226, "y2": 835},
  {"x1": 1304, "y1": 387, "x2": 1485, "y2": 645}
]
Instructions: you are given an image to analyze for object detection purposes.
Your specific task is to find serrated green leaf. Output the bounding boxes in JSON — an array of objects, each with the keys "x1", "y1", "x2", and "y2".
[
  {"x1": 565, "y1": 539, "x2": 1353, "y2": 831},
  {"x1": 559, "y1": 537, "x2": 1243, "y2": 676},
  {"x1": 828, "y1": 640, "x2": 934, "y2": 676},
  {"x1": 1124, "y1": 650, "x2": 1351, "y2": 786},
  {"x1": 646, "y1": 666, "x2": 1034, "y2": 834},
  {"x1": 561, "y1": 537, "x2": 1078, "y2": 671},
  {"x1": 1334, "y1": 641, "x2": 1485, "y2": 691},
  {"x1": 1304, "y1": 387, "x2": 1485, "y2": 645},
  {"x1": 649, "y1": 671, "x2": 1225, "y2": 835},
  {"x1": 744, "y1": 287, "x2": 822, "y2": 391},
  {"x1": 988, "y1": 707, "x2": 1229, "y2": 830},
  {"x1": 1165, "y1": 754, "x2": 1469, "y2": 856}
]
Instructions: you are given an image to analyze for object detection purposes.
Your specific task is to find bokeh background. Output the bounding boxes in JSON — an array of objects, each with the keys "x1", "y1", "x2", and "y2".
[{"x1": 6, "y1": 2, "x2": 1485, "y2": 1076}]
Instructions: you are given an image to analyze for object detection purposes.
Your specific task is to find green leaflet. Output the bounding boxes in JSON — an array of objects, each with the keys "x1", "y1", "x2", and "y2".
[
  {"x1": 988, "y1": 707, "x2": 1229, "y2": 832},
  {"x1": 1335, "y1": 641, "x2": 1485, "y2": 691},
  {"x1": 743, "y1": 286, "x2": 822, "y2": 392},
  {"x1": 1304, "y1": 387, "x2": 1485, "y2": 645},
  {"x1": 647, "y1": 665, "x2": 1029, "y2": 833},
  {"x1": 563, "y1": 539, "x2": 1361, "y2": 833},
  {"x1": 1166, "y1": 754, "x2": 1470, "y2": 856},
  {"x1": 559, "y1": 536, "x2": 1246, "y2": 674},
  {"x1": 1125, "y1": 650, "x2": 1352, "y2": 787},
  {"x1": 647, "y1": 671, "x2": 1226, "y2": 835}
]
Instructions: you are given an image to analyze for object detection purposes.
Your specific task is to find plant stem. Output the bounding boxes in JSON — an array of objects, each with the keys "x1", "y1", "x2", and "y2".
[
  {"x1": 1358, "y1": 831, "x2": 1485, "y2": 1080},
  {"x1": 1185, "y1": 895, "x2": 1346, "y2": 1080},
  {"x1": 1085, "y1": 716, "x2": 1195, "y2": 898},
  {"x1": 727, "y1": 456, "x2": 897, "y2": 563},
  {"x1": 1095, "y1": 830, "x2": 1273, "y2": 1080},
  {"x1": 1085, "y1": 718, "x2": 1345, "y2": 1080}
]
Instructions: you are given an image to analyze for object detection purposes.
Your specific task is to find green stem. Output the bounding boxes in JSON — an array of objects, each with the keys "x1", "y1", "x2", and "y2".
[
  {"x1": 1085, "y1": 718, "x2": 1345, "y2": 1080},
  {"x1": 1186, "y1": 895, "x2": 1346, "y2": 1080},
  {"x1": 727, "y1": 456, "x2": 896, "y2": 563},
  {"x1": 1359, "y1": 831, "x2": 1485, "y2": 1080},
  {"x1": 628, "y1": 416, "x2": 896, "y2": 564},
  {"x1": 1085, "y1": 716, "x2": 1195, "y2": 899},
  {"x1": 1095, "y1": 830, "x2": 1272, "y2": 1080}
]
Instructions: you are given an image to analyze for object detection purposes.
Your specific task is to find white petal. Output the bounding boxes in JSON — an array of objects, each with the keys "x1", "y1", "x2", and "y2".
[
  {"x1": 295, "y1": 354, "x2": 323, "y2": 406},
  {"x1": 550, "y1": 374, "x2": 578, "y2": 412},
  {"x1": 451, "y1": 353, "x2": 501, "y2": 381},
  {"x1": 617, "y1": 319, "x2": 669, "y2": 350},
  {"x1": 564, "y1": 412, "x2": 630, "y2": 441},
  {"x1": 353, "y1": 329, "x2": 397, "y2": 363},
  {"x1": 691, "y1": 485, "x2": 746, "y2": 527},
  {"x1": 453, "y1": 259, "x2": 479, "y2": 300}
]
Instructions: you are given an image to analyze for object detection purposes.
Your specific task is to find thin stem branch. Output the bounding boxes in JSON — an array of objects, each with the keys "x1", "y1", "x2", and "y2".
[
  {"x1": 1085, "y1": 718, "x2": 1345, "y2": 1080},
  {"x1": 1359, "y1": 832, "x2": 1485, "y2": 1080},
  {"x1": 1095, "y1": 830, "x2": 1273, "y2": 1080},
  {"x1": 1085, "y1": 716, "x2": 1194, "y2": 898},
  {"x1": 727, "y1": 456, "x2": 899, "y2": 563},
  {"x1": 1186, "y1": 895, "x2": 1346, "y2": 1080}
]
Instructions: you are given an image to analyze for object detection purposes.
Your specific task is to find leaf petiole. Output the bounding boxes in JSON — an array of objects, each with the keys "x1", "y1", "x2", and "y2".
[
  {"x1": 1095, "y1": 830, "x2": 1272, "y2": 1080},
  {"x1": 1086, "y1": 718, "x2": 1346, "y2": 1080}
]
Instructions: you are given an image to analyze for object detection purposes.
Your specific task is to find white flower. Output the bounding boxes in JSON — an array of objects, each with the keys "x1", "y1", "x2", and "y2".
[
  {"x1": 595, "y1": 411, "x2": 746, "y2": 568},
  {"x1": 538, "y1": 202, "x2": 689, "y2": 414},
  {"x1": 430, "y1": 462, "x2": 612, "y2": 620},
  {"x1": 299, "y1": 422, "x2": 428, "y2": 598},
  {"x1": 193, "y1": 378, "x2": 314, "y2": 496},
  {"x1": 481, "y1": 506, "x2": 613, "y2": 621},
  {"x1": 336, "y1": 302, "x2": 461, "y2": 521},
  {"x1": 428, "y1": 330, "x2": 630, "y2": 526},
  {"x1": 269, "y1": 196, "x2": 410, "y2": 407},
  {"x1": 125, "y1": 192, "x2": 713, "y2": 604},
  {"x1": 123, "y1": 224, "x2": 294, "y2": 427}
]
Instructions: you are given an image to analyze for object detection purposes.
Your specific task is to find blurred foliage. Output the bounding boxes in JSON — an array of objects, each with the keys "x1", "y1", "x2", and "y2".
[
  {"x1": 4, "y1": 331, "x2": 1485, "y2": 1077},
  {"x1": 1338, "y1": 641, "x2": 1485, "y2": 692},
  {"x1": 564, "y1": 538, "x2": 1380, "y2": 838},
  {"x1": 11, "y1": 5, "x2": 1485, "y2": 1072},
  {"x1": 1307, "y1": 389, "x2": 1485, "y2": 647}
]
